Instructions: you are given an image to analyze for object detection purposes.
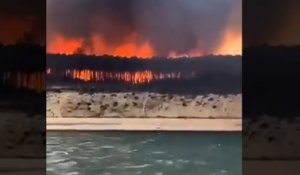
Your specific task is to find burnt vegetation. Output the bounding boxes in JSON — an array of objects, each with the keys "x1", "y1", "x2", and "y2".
[{"x1": 47, "y1": 54, "x2": 240, "y2": 71}]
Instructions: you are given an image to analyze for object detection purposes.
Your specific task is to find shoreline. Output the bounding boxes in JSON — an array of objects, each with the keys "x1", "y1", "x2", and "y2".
[
  {"x1": 47, "y1": 118, "x2": 242, "y2": 132},
  {"x1": 47, "y1": 91, "x2": 241, "y2": 131}
]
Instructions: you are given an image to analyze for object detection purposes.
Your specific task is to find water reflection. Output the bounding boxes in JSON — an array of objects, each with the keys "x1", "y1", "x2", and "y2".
[
  {"x1": 47, "y1": 68, "x2": 196, "y2": 84},
  {"x1": 2, "y1": 72, "x2": 45, "y2": 92}
]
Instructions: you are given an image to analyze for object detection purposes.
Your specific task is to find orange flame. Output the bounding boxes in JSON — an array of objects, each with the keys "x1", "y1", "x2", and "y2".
[
  {"x1": 215, "y1": 28, "x2": 241, "y2": 55},
  {"x1": 91, "y1": 33, "x2": 154, "y2": 58},
  {"x1": 47, "y1": 33, "x2": 154, "y2": 58},
  {"x1": 2, "y1": 72, "x2": 45, "y2": 92},
  {"x1": 113, "y1": 41, "x2": 153, "y2": 58},
  {"x1": 0, "y1": 17, "x2": 33, "y2": 44},
  {"x1": 215, "y1": 3, "x2": 242, "y2": 56},
  {"x1": 47, "y1": 30, "x2": 241, "y2": 57},
  {"x1": 47, "y1": 35, "x2": 84, "y2": 55}
]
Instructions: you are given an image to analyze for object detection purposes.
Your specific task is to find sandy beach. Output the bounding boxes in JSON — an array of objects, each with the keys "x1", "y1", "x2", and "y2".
[
  {"x1": 47, "y1": 91, "x2": 241, "y2": 118},
  {"x1": 46, "y1": 91, "x2": 242, "y2": 131},
  {"x1": 47, "y1": 117, "x2": 241, "y2": 131}
]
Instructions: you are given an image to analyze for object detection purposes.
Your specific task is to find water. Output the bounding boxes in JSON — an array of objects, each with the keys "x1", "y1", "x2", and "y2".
[
  {"x1": 1, "y1": 71, "x2": 45, "y2": 92},
  {"x1": 47, "y1": 132, "x2": 241, "y2": 175},
  {"x1": 47, "y1": 68, "x2": 196, "y2": 84}
]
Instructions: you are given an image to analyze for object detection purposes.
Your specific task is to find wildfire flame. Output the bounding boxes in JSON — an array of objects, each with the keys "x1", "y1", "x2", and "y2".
[
  {"x1": 47, "y1": 30, "x2": 241, "y2": 58},
  {"x1": 48, "y1": 33, "x2": 154, "y2": 58},
  {"x1": 215, "y1": 28, "x2": 242, "y2": 55},
  {"x1": 47, "y1": 35, "x2": 84, "y2": 55}
]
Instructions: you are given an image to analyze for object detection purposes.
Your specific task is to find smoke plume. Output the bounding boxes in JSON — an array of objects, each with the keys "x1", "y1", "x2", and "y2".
[
  {"x1": 47, "y1": 0, "x2": 241, "y2": 57},
  {"x1": 0, "y1": 0, "x2": 45, "y2": 45},
  {"x1": 244, "y1": 0, "x2": 300, "y2": 47}
]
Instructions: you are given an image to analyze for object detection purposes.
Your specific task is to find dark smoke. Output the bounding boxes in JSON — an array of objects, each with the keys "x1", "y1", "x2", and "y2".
[
  {"x1": 244, "y1": 0, "x2": 300, "y2": 47},
  {"x1": 47, "y1": 0, "x2": 241, "y2": 55},
  {"x1": 0, "y1": 0, "x2": 45, "y2": 45}
]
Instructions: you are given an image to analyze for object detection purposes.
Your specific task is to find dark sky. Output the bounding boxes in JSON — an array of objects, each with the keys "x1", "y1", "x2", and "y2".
[
  {"x1": 243, "y1": 0, "x2": 300, "y2": 47},
  {"x1": 47, "y1": 0, "x2": 241, "y2": 56},
  {"x1": 0, "y1": 0, "x2": 45, "y2": 45}
]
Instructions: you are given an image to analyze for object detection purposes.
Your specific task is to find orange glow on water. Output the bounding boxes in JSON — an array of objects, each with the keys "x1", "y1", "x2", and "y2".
[
  {"x1": 47, "y1": 69, "x2": 195, "y2": 84},
  {"x1": 67, "y1": 69, "x2": 156, "y2": 84},
  {"x1": 2, "y1": 72, "x2": 45, "y2": 92}
]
